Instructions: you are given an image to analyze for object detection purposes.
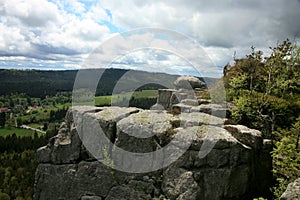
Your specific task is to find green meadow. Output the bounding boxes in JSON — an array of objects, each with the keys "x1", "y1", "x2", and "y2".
[
  {"x1": 0, "y1": 127, "x2": 35, "y2": 137},
  {"x1": 94, "y1": 90, "x2": 158, "y2": 106}
]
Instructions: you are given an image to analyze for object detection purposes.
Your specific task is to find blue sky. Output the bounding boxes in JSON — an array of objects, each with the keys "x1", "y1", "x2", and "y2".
[{"x1": 0, "y1": 0, "x2": 300, "y2": 77}]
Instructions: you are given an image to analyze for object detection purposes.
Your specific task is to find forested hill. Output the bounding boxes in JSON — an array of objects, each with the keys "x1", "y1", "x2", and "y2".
[{"x1": 0, "y1": 68, "x2": 217, "y2": 97}]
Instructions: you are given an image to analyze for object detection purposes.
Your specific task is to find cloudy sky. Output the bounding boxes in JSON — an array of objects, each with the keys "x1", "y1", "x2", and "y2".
[{"x1": 0, "y1": 0, "x2": 300, "y2": 77}]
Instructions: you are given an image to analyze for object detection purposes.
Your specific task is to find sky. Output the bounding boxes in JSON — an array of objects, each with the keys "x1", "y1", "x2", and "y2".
[{"x1": 0, "y1": 0, "x2": 300, "y2": 77}]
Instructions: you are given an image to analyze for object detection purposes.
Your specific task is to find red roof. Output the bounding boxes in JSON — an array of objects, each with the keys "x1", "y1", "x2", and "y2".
[{"x1": 0, "y1": 108, "x2": 10, "y2": 111}]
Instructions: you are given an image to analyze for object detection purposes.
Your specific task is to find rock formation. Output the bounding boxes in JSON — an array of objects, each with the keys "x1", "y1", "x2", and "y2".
[
  {"x1": 173, "y1": 76, "x2": 206, "y2": 90},
  {"x1": 34, "y1": 107, "x2": 272, "y2": 199},
  {"x1": 34, "y1": 76, "x2": 272, "y2": 200},
  {"x1": 280, "y1": 178, "x2": 300, "y2": 200}
]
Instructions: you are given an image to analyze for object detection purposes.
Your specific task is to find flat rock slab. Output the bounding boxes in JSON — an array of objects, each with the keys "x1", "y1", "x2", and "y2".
[
  {"x1": 224, "y1": 125, "x2": 262, "y2": 149},
  {"x1": 178, "y1": 112, "x2": 225, "y2": 127}
]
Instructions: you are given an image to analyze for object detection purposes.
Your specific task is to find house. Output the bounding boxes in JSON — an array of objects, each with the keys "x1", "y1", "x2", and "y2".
[{"x1": 0, "y1": 107, "x2": 11, "y2": 113}]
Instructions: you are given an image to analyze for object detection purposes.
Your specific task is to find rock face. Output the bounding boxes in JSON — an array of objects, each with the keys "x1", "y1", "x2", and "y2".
[
  {"x1": 34, "y1": 104, "x2": 272, "y2": 200},
  {"x1": 280, "y1": 178, "x2": 300, "y2": 200}
]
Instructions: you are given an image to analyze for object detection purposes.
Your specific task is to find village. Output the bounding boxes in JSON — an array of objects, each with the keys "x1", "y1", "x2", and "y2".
[{"x1": 0, "y1": 93, "x2": 71, "y2": 137}]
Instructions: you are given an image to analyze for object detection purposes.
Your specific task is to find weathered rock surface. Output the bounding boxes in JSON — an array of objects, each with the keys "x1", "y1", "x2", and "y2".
[
  {"x1": 224, "y1": 125, "x2": 262, "y2": 149},
  {"x1": 34, "y1": 161, "x2": 116, "y2": 200},
  {"x1": 280, "y1": 178, "x2": 300, "y2": 200},
  {"x1": 174, "y1": 76, "x2": 206, "y2": 90},
  {"x1": 156, "y1": 89, "x2": 177, "y2": 110},
  {"x1": 34, "y1": 106, "x2": 272, "y2": 200}
]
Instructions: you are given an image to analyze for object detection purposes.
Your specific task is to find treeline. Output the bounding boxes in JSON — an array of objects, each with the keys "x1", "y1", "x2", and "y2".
[
  {"x1": 223, "y1": 39, "x2": 300, "y2": 199},
  {"x1": 0, "y1": 69, "x2": 180, "y2": 98},
  {"x1": 0, "y1": 131, "x2": 56, "y2": 153},
  {"x1": 0, "y1": 70, "x2": 77, "y2": 98},
  {"x1": 96, "y1": 97, "x2": 157, "y2": 109}
]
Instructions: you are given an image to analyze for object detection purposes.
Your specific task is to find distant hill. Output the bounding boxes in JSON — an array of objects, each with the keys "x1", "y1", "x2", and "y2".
[{"x1": 0, "y1": 68, "x2": 217, "y2": 97}]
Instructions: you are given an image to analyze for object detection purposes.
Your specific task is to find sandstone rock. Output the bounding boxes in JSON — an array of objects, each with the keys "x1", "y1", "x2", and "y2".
[
  {"x1": 177, "y1": 112, "x2": 225, "y2": 127},
  {"x1": 197, "y1": 98, "x2": 211, "y2": 105},
  {"x1": 94, "y1": 106, "x2": 140, "y2": 155},
  {"x1": 34, "y1": 161, "x2": 116, "y2": 200},
  {"x1": 157, "y1": 89, "x2": 177, "y2": 110},
  {"x1": 174, "y1": 76, "x2": 206, "y2": 90},
  {"x1": 280, "y1": 178, "x2": 300, "y2": 200},
  {"x1": 180, "y1": 99, "x2": 199, "y2": 106},
  {"x1": 190, "y1": 103, "x2": 228, "y2": 118},
  {"x1": 172, "y1": 103, "x2": 191, "y2": 113},
  {"x1": 117, "y1": 110, "x2": 173, "y2": 139},
  {"x1": 165, "y1": 125, "x2": 253, "y2": 199},
  {"x1": 151, "y1": 103, "x2": 165, "y2": 111},
  {"x1": 36, "y1": 146, "x2": 51, "y2": 163},
  {"x1": 36, "y1": 123, "x2": 82, "y2": 164},
  {"x1": 106, "y1": 184, "x2": 152, "y2": 200},
  {"x1": 162, "y1": 168, "x2": 199, "y2": 200},
  {"x1": 34, "y1": 106, "x2": 272, "y2": 200},
  {"x1": 113, "y1": 110, "x2": 173, "y2": 172},
  {"x1": 224, "y1": 125, "x2": 263, "y2": 149}
]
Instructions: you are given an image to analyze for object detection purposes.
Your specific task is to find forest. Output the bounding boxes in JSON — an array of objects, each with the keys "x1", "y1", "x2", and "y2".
[
  {"x1": 0, "y1": 68, "x2": 181, "y2": 97},
  {"x1": 223, "y1": 39, "x2": 300, "y2": 199},
  {"x1": 0, "y1": 128, "x2": 57, "y2": 199}
]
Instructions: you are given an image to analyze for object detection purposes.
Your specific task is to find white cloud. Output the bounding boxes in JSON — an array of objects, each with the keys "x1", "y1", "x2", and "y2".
[
  {"x1": 1, "y1": 0, "x2": 60, "y2": 27},
  {"x1": 101, "y1": 0, "x2": 300, "y2": 70},
  {"x1": 83, "y1": 30, "x2": 220, "y2": 77},
  {"x1": 0, "y1": 0, "x2": 110, "y2": 61},
  {"x1": 1, "y1": 0, "x2": 300, "y2": 77}
]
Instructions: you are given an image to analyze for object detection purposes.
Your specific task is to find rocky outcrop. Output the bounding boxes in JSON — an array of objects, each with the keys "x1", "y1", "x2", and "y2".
[
  {"x1": 280, "y1": 178, "x2": 300, "y2": 200},
  {"x1": 153, "y1": 76, "x2": 230, "y2": 119},
  {"x1": 154, "y1": 75, "x2": 208, "y2": 111},
  {"x1": 34, "y1": 104, "x2": 272, "y2": 200}
]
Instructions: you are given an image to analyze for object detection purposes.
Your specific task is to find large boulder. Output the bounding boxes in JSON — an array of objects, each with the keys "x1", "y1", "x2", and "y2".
[{"x1": 174, "y1": 76, "x2": 206, "y2": 90}]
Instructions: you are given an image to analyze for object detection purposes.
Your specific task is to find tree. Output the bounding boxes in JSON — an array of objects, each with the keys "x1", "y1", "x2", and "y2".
[
  {"x1": 224, "y1": 39, "x2": 300, "y2": 137},
  {"x1": 43, "y1": 123, "x2": 48, "y2": 131},
  {"x1": 272, "y1": 117, "x2": 300, "y2": 198},
  {"x1": 224, "y1": 39, "x2": 300, "y2": 198},
  {"x1": 264, "y1": 39, "x2": 300, "y2": 98},
  {"x1": 0, "y1": 112, "x2": 6, "y2": 127},
  {"x1": 26, "y1": 96, "x2": 32, "y2": 107},
  {"x1": 16, "y1": 117, "x2": 23, "y2": 128}
]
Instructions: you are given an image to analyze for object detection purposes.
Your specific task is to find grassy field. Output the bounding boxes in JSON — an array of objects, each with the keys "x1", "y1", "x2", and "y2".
[
  {"x1": 94, "y1": 90, "x2": 158, "y2": 106},
  {"x1": 0, "y1": 127, "x2": 35, "y2": 137},
  {"x1": 27, "y1": 123, "x2": 42, "y2": 129}
]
